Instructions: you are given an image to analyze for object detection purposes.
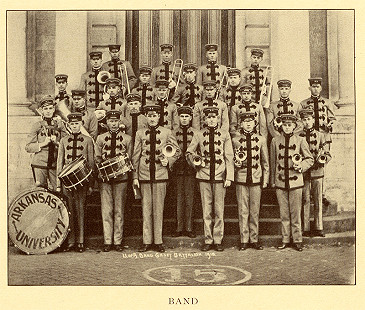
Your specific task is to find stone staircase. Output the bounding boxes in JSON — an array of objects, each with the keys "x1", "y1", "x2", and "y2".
[{"x1": 84, "y1": 183, "x2": 355, "y2": 247}]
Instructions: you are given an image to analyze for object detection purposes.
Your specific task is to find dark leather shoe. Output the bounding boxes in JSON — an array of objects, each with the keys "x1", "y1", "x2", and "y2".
[
  {"x1": 63, "y1": 244, "x2": 75, "y2": 252},
  {"x1": 277, "y1": 243, "x2": 290, "y2": 250},
  {"x1": 103, "y1": 244, "x2": 112, "y2": 252},
  {"x1": 185, "y1": 231, "x2": 196, "y2": 238},
  {"x1": 251, "y1": 243, "x2": 263, "y2": 250},
  {"x1": 313, "y1": 230, "x2": 326, "y2": 237},
  {"x1": 239, "y1": 243, "x2": 250, "y2": 251},
  {"x1": 155, "y1": 244, "x2": 165, "y2": 253},
  {"x1": 138, "y1": 244, "x2": 152, "y2": 252},
  {"x1": 302, "y1": 231, "x2": 312, "y2": 237},
  {"x1": 293, "y1": 243, "x2": 303, "y2": 252},
  {"x1": 215, "y1": 244, "x2": 224, "y2": 252},
  {"x1": 171, "y1": 231, "x2": 183, "y2": 237},
  {"x1": 77, "y1": 243, "x2": 85, "y2": 252},
  {"x1": 114, "y1": 245, "x2": 124, "y2": 252},
  {"x1": 201, "y1": 244, "x2": 212, "y2": 251}
]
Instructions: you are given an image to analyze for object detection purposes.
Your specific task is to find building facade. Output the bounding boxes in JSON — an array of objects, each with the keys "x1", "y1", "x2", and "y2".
[{"x1": 7, "y1": 10, "x2": 355, "y2": 210}]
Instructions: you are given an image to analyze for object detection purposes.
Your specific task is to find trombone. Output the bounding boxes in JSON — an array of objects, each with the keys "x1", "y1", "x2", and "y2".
[
  {"x1": 215, "y1": 67, "x2": 230, "y2": 100},
  {"x1": 167, "y1": 59, "x2": 183, "y2": 99},
  {"x1": 118, "y1": 61, "x2": 131, "y2": 96},
  {"x1": 259, "y1": 66, "x2": 274, "y2": 108}
]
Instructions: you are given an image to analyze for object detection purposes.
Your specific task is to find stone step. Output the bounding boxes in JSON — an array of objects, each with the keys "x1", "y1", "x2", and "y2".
[
  {"x1": 85, "y1": 211, "x2": 354, "y2": 236},
  {"x1": 84, "y1": 231, "x2": 355, "y2": 249}
]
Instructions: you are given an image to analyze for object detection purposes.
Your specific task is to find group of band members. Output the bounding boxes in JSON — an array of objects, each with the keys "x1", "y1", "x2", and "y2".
[{"x1": 25, "y1": 43, "x2": 336, "y2": 254}]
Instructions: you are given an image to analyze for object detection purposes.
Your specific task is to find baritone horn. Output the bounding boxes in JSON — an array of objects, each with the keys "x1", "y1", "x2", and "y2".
[
  {"x1": 292, "y1": 153, "x2": 302, "y2": 165},
  {"x1": 97, "y1": 71, "x2": 111, "y2": 84},
  {"x1": 259, "y1": 66, "x2": 274, "y2": 108},
  {"x1": 192, "y1": 155, "x2": 205, "y2": 167},
  {"x1": 273, "y1": 116, "x2": 282, "y2": 130},
  {"x1": 316, "y1": 150, "x2": 328, "y2": 164},
  {"x1": 162, "y1": 143, "x2": 177, "y2": 158}
]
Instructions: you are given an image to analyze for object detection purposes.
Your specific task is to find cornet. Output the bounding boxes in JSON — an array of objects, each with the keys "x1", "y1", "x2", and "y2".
[
  {"x1": 292, "y1": 153, "x2": 302, "y2": 166},
  {"x1": 97, "y1": 71, "x2": 111, "y2": 84},
  {"x1": 234, "y1": 149, "x2": 246, "y2": 167},
  {"x1": 162, "y1": 143, "x2": 177, "y2": 158}
]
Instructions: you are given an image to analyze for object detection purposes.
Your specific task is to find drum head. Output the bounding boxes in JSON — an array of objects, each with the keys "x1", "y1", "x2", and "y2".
[{"x1": 8, "y1": 188, "x2": 70, "y2": 255}]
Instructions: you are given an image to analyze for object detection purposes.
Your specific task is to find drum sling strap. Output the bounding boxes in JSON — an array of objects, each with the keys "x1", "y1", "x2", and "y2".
[
  {"x1": 142, "y1": 84, "x2": 147, "y2": 107},
  {"x1": 46, "y1": 118, "x2": 55, "y2": 169},
  {"x1": 94, "y1": 67, "x2": 100, "y2": 108}
]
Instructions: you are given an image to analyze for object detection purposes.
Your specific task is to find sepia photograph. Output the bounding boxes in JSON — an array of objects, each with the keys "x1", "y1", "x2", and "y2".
[{"x1": 6, "y1": 8, "x2": 355, "y2": 292}]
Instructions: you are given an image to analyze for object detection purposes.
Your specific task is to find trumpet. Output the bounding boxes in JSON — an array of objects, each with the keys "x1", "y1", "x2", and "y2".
[
  {"x1": 273, "y1": 116, "x2": 282, "y2": 130},
  {"x1": 162, "y1": 143, "x2": 177, "y2": 158},
  {"x1": 292, "y1": 153, "x2": 302, "y2": 166},
  {"x1": 259, "y1": 66, "x2": 274, "y2": 108},
  {"x1": 215, "y1": 67, "x2": 230, "y2": 100},
  {"x1": 192, "y1": 155, "x2": 205, "y2": 167},
  {"x1": 97, "y1": 71, "x2": 111, "y2": 84}
]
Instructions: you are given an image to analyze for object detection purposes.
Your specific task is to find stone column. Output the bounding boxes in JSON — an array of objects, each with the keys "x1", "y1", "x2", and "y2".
[
  {"x1": 235, "y1": 10, "x2": 246, "y2": 71},
  {"x1": 159, "y1": 10, "x2": 173, "y2": 45},
  {"x1": 270, "y1": 10, "x2": 311, "y2": 102},
  {"x1": 7, "y1": 11, "x2": 31, "y2": 116},
  {"x1": 186, "y1": 11, "x2": 202, "y2": 64},
  {"x1": 336, "y1": 10, "x2": 355, "y2": 106},
  {"x1": 139, "y1": 11, "x2": 152, "y2": 66},
  {"x1": 55, "y1": 12, "x2": 88, "y2": 91},
  {"x1": 208, "y1": 10, "x2": 221, "y2": 63}
]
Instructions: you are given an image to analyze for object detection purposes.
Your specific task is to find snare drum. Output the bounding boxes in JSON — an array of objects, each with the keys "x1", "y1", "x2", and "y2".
[
  {"x1": 8, "y1": 188, "x2": 70, "y2": 255},
  {"x1": 97, "y1": 154, "x2": 134, "y2": 182},
  {"x1": 58, "y1": 156, "x2": 92, "y2": 190}
]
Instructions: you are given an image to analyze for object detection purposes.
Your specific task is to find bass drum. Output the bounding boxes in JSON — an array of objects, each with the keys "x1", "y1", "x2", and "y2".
[{"x1": 8, "y1": 188, "x2": 70, "y2": 255}]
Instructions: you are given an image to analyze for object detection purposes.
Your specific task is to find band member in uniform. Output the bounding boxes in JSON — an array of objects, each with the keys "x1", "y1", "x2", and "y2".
[
  {"x1": 299, "y1": 78, "x2": 336, "y2": 142},
  {"x1": 241, "y1": 48, "x2": 270, "y2": 104},
  {"x1": 298, "y1": 108, "x2": 331, "y2": 237},
  {"x1": 98, "y1": 78, "x2": 126, "y2": 113},
  {"x1": 95, "y1": 110, "x2": 133, "y2": 252},
  {"x1": 57, "y1": 112, "x2": 94, "y2": 252},
  {"x1": 192, "y1": 80, "x2": 229, "y2": 131},
  {"x1": 71, "y1": 89, "x2": 98, "y2": 140},
  {"x1": 151, "y1": 44, "x2": 180, "y2": 100},
  {"x1": 186, "y1": 107, "x2": 234, "y2": 252},
  {"x1": 171, "y1": 63, "x2": 203, "y2": 107},
  {"x1": 131, "y1": 65, "x2": 154, "y2": 108},
  {"x1": 232, "y1": 111, "x2": 269, "y2": 250},
  {"x1": 171, "y1": 106, "x2": 198, "y2": 238},
  {"x1": 230, "y1": 84, "x2": 267, "y2": 138},
  {"x1": 101, "y1": 44, "x2": 137, "y2": 95},
  {"x1": 122, "y1": 94, "x2": 148, "y2": 146},
  {"x1": 266, "y1": 79, "x2": 302, "y2": 138},
  {"x1": 299, "y1": 77, "x2": 336, "y2": 204},
  {"x1": 197, "y1": 44, "x2": 227, "y2": 85},
  {"x1": 219, "y1": 68, "x2": 243, "y2": 112},
  {"x1": 132, "y1": 104, "x2": 181, "y2": 253},
  {"x1": 54, "y1": 74, "x2": 72, "y2": 110},
  {"x1": 270, "y1": 114, "x2": 314, "y2": 252},
  {"x1": 79, "y1": 51, "x2": 104, "y2": 111},
  {"x1": 25, "y1": 95, "x2": 67, "y2": 190},
  {"x1": 154, "y1": 80, "x2": 179, "y2": 130}
]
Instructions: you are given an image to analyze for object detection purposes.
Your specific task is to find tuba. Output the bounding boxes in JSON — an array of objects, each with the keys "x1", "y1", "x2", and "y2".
[
  {"x1": 292, "y1": 153, "x2": 302, "y2": 166},
  {"x1": 97, "y1": 71, "x2": 111, "y2": 84}
]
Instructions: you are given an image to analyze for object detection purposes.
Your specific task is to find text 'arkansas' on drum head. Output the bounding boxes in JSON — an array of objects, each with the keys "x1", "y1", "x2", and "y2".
[{"x1": 8, "y1": 188, "x2": 70, "y2": 255}]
